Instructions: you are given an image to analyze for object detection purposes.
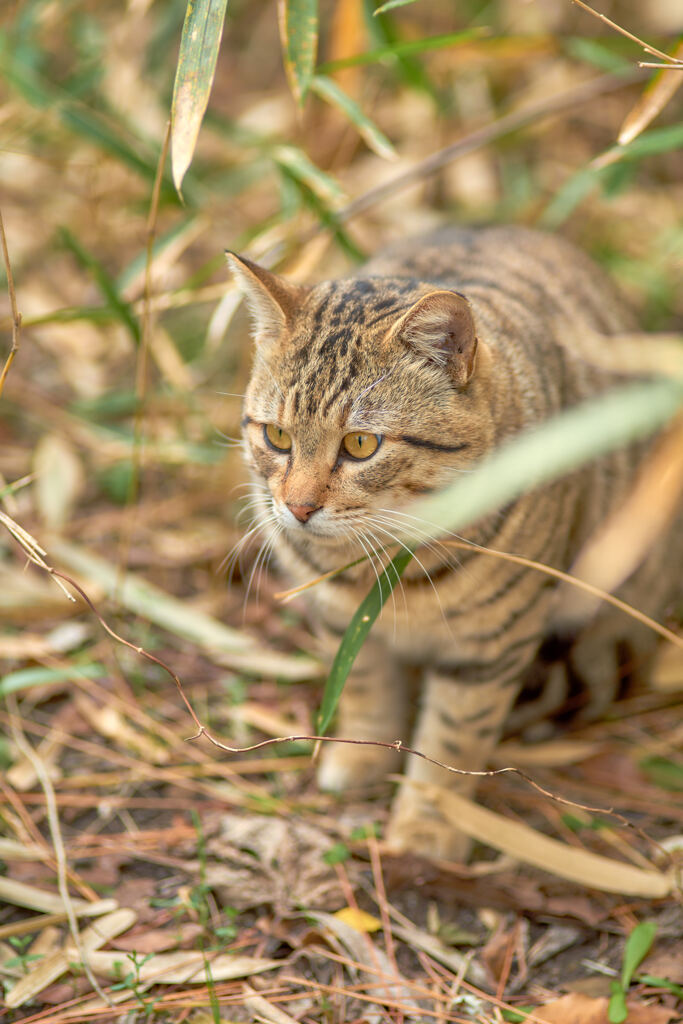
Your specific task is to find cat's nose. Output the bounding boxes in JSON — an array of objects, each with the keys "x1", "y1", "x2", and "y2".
[{"x1": 286, "y1": 502, "x2": 321, "y2": 523}]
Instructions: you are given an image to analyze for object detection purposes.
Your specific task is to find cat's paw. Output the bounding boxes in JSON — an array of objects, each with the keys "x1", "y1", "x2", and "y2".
[
  {"x1": 385, "y1": 799, "x2": 472, "y2": 862},
  {"x1": 317, "y1": 742, "x2": 401, "y2": 792}
]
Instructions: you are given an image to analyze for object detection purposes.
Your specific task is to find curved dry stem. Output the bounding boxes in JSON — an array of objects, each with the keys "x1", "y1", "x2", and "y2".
[{"x1": 274, "y1": 532, "x2": 683, "y2": 650}]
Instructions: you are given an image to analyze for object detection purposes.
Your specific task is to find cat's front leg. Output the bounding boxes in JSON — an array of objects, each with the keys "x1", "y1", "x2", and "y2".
[
  {"x1": 317, "y1": 633, "x2": 409, "y2": 793},
  {"x1": 385, "y1": 667, "x2": 525, "y2": 861}
]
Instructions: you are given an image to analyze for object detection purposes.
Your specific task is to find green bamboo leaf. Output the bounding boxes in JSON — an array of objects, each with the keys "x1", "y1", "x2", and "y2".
[
  {"x1": 317, "y1": 547, "x2": 414, "y2": 734},
  {"x1": 310, "y1": 75, "x2": 396, "y2": 161},
  {"x1": 636, "y1": 975, "x2": 683, "y2": 1000},
  {"x1": 59, "y1": 228, "x2": 141, "y2": 345},
  {"x1": 279, "y1": 0, "x2": 318, "y2": 107},
  {"x1": 374, "y1": 0, "x2": 423, "y2": 13},
  {"x1": 272, "y1": 144, "x2": 345, "y2": 203},
  {"x1": 317, "y1": 27, "x2": 485, "y2": 73},
  {"x1": 0, "y1": 664, "x2": 105, "y2": 697},
  {"x1": 172, "y1": 0, "x2": 229, "y2": 195},
  {"x1": 621, "y1": 921, "x2": 657, "y2": 988},
  {"x1": 277, "y1": 164, "x2": 365, "y2": 262}
]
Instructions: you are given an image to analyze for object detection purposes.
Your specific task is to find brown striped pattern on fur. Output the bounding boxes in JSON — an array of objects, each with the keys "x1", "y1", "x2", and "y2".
[{"x1": 228, "y1": 226, "x2": 682, "y2": 861}]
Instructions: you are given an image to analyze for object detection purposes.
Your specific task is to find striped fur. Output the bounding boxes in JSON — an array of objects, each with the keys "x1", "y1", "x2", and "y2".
[{"x1": 228, "y1": 226, "x2": 682, "y2": 861}]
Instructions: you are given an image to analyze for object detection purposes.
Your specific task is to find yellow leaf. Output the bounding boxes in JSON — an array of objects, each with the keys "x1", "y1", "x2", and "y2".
[{"x1": 333, "y1": 907, "x2": 382, "y2": 933}]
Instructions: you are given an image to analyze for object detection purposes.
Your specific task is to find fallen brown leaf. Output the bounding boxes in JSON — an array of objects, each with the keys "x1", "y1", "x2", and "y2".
[
  {"x1": 531, "y1": 993, "x2": 679, "y2": 1024},
  {"x1": 109, "y1": 921, "x2": 204, "y2": 953}
]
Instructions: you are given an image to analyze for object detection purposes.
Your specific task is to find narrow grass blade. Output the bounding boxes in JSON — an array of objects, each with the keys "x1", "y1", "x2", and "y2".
[
  {"x1": 278, "y1": 0, "x2": 319, "y2": 106},
  {"x1": 0, "y1": 38, "x2": 166, "y2": 187},
  {"x1": 272, "y1": 144, "x2": 345, "y2": 203},
  {"x1": 317, "y1": 547, "x2": 413, "y2": 734},
  {"x1": 311, "y1": 74, "x2": 396, "y2": 160},
  {"x1": 544, "y1": 122, "x2": 683, "y2": 226},
  {"x1": 317, "y1": 27, "x2": 485, "y2": 73},
  {"x1": 172, "y1": 0, "x2": 229, "y2": 195},
  {"x1": 0, "y1": 664, "x2": 105, "y2": 697},
  {"x1": 374, "y1": 0, "x2": 423, "y2": 13},
  {"x1": 58, "y1": 228, "x2": 140, "y2": 344}
]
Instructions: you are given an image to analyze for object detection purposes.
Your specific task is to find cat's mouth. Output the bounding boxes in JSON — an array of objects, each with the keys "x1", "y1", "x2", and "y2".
[{"x1": 277, "y1": 504, "x2": 369, "y2": 550}]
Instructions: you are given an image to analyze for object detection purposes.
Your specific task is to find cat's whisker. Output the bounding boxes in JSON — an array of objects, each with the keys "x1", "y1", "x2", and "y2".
[
  {"x1": 356, "y1": 525, "x2": 398, "y2": 623},
  {"x1": 375, "y1": 506, "x2": 483, "y2": 582},
  {"x1": 342, "y1": 523, "x2": 385, "y2": 609},
  {"x1": 360, "y1": 523, "x2": 407, "y2": 633},
  {"x1": 243, "y1": 522, "x2": 282, "y2": 611},
  {"x1": 220, "y1": 509, "x2": 277, "y2": 581},
  {"x1": 366, "y1": 515, "x2": 450, "y2": 631}
]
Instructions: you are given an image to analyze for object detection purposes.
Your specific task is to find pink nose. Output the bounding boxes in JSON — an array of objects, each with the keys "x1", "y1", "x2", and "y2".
[{"x1": 287, "y1": 502, "x2": 320, "y2": 523}]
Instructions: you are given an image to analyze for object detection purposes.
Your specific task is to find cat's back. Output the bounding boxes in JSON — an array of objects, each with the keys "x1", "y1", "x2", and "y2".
[{"x1": 364, "y1": 225, "x2": 635, "y2": 338}]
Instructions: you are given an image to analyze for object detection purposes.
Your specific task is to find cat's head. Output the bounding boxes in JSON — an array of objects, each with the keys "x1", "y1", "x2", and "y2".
[{"x1": 227, "y1": 253, "x2": 495, "y2": 549}]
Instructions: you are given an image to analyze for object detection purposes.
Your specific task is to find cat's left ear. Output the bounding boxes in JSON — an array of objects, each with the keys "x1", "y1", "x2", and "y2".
[
  {"x1": 393, "y1": 290, "x2": 478, "y2": 387},
  {"x1": 226, "y1": 252, "x2": 309, "y2": 349}
]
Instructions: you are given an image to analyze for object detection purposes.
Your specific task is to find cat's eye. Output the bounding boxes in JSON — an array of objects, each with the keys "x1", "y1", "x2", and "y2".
[
  {"x1": 341, "y1": 432, "x2": 381, "y2": 460},
  {"x1": 264, "y1": 423, "x2": 292, "y2": 452}
]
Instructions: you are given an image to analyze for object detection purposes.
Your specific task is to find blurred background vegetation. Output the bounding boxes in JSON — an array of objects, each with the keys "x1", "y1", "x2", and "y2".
[
  {"x1": 1, "y1": 2, "x2": 682, "y2": 1017},
  {"x1": 0, "y1": 0, "x2": 681, "y2": 680}
]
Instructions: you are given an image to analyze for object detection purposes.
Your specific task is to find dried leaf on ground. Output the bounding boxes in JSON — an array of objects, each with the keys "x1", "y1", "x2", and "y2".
[
  {"x1": 531, "y1": 992, "x2": 680, "y2": 1023},
  {"x1": 207, "y1": 812, "x2": 348, "y2": 912}
]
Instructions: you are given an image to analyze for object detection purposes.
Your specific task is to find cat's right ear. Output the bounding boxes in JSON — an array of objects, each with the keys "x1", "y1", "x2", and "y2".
[{"x1": 226, "y1": 253, "x2": 308, "y2": 349}]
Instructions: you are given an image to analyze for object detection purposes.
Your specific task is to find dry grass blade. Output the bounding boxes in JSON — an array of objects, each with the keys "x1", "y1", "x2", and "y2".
[
  {"x1": 49, "y1": 538, "x2": 320, "y2": 678},
  {"x1": 0, "y1": 877, "x2": 116, "y2": 917},
  {"x1": 3, "y1": 908, "x2": 136, "y2": 1008},
  {"x1": 619, "y1": 40, "x2": 683, "y2": 145},
  {"x1": 7, "y1": 699, "x2": 113, "y2": 1006},
  {"x1": 308, "y1": 910, "x2": 422, "y2": 1013},
  {"x1": 78, "y1": 950, "x2": 280, "y2": 985},
  {"x1": 0, "y1": 205, "x2": 21, "y2": 399},
  {"x1": 275, "y1": 535, "x2": 683, "y2": 651},
  {"x1": 404, "y1": 782, "x2": 675, "y2": 898}
]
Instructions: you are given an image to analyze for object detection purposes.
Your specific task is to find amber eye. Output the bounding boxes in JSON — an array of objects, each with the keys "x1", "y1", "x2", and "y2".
[
  {"x1": 341, "y1": 432, "x2": 381, "y2": 460},
  {"x1": 264, "y1": 424, "x2": 292, "y2": 452}
]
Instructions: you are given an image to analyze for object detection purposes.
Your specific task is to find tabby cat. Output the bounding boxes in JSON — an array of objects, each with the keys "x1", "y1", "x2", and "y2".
[{"x1": 227, "y1": 226, "x2": 681, "y2": 861}]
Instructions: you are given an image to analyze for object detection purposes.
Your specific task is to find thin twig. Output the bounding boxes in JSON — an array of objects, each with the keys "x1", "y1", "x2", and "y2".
[
  {"x1": 0, "y1": 511, "x2": 74, "y2": 601},
  {"x1": 320, "y1": 70, "x2": 644, "y2": 231},
  {"x1": 0, "y1": 205, "x2": 22, "y2": 398},
  {"x1": 570, "y1": 0, "x2": 679, "y2": 65}
]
